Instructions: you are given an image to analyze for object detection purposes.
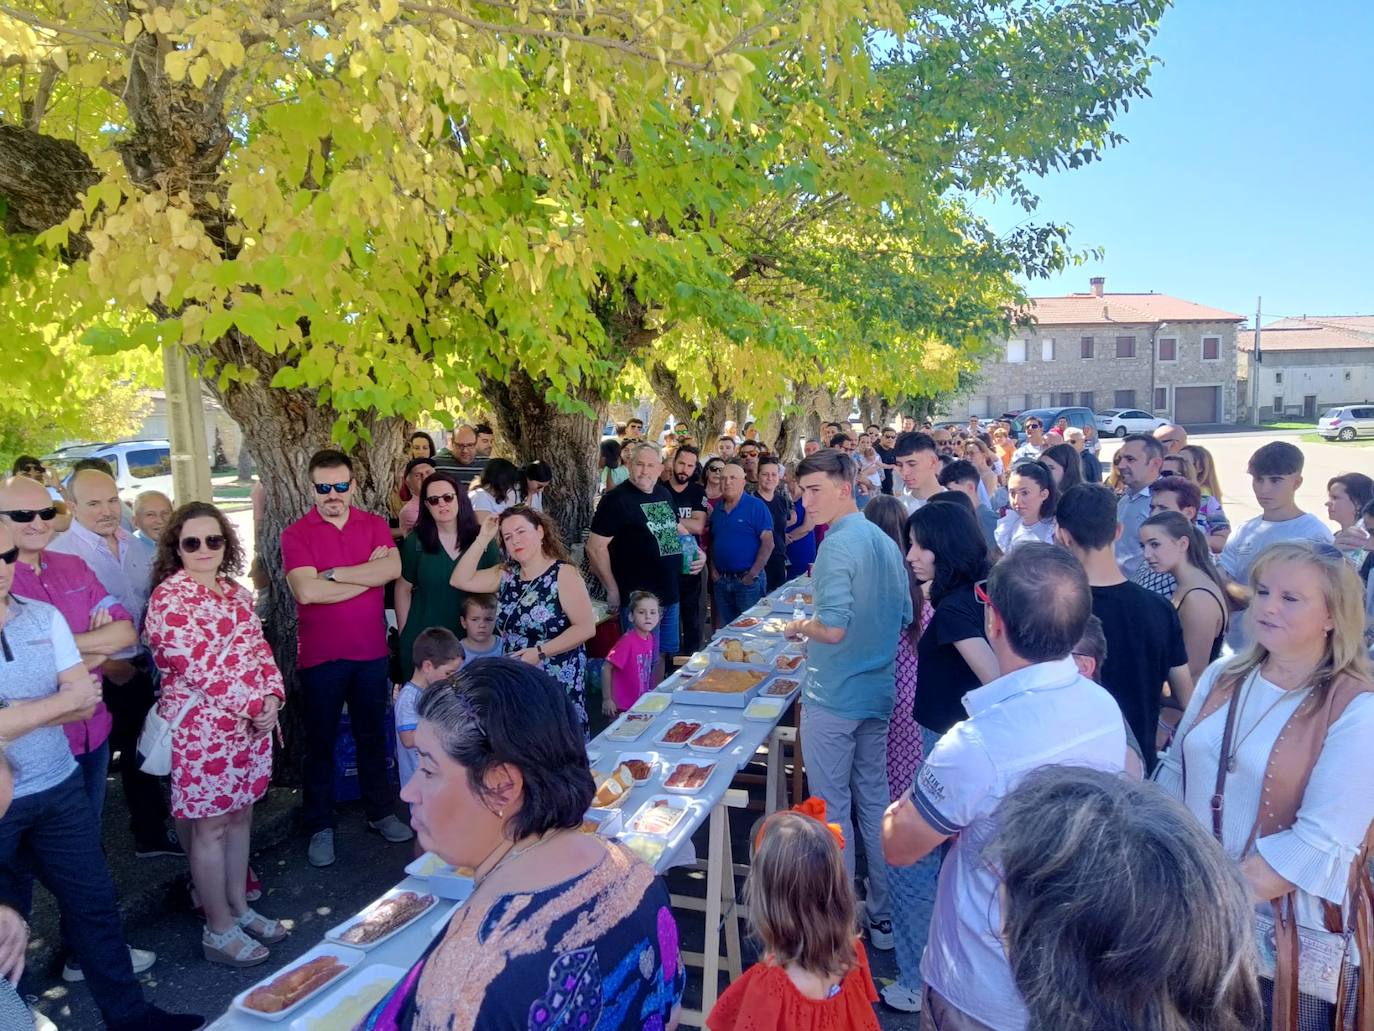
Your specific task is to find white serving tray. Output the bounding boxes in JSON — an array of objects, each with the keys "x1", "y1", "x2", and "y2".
[
  {"x1": 652, "y1": 717, "x2": 708, "y2": 749},
  {"x1": 324, "y1": 887, "x2": 440, "y2": 951},
  {"x1": 289, "y1": 962, "x2": 404, "y2": 1031},
  {"x1": 660, "y1": 759, "x2": 717, "y2": 795},
  {"x1": 232, "y1": 942, "x2": 366, "y2": 1023},
  {"x1": 686, "y1": 722, "x2": 743, "y2": 753}
]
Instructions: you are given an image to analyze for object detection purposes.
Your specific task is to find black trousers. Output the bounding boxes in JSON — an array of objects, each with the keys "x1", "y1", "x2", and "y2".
[
  {"x1": 103, "y1": 665, "x2": 169, "y2": 844},
  {"x1": 678, "y1": 571, "x2": 704, "y2": 655},
  {"x1": 300, "y1": 657, "x2": 396, "y2": 832}
]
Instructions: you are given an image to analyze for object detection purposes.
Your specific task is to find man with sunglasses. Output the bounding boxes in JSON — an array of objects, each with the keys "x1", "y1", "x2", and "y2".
[
  {"x1": 1011, "y1": 417, "x2": 1046, "y2": 462},
  {"x1": 10, "y1": 456, "x2": 70, "y2": 525},
  {"x1": 882, "y1": 543, "x2": 1128, "y2": 1029},
  {"x1": 48, "y1": 470, "x2": 177, "y2": 861},
  {"x1": 282, "y1": 449, "x2": 410, "y2": 869},
  {"x1": 874, "y1": 427, "x2": 898, "y2": 495},
  {"x1": 0, "y1": 523, "x2": 204, "y2": 1031}
]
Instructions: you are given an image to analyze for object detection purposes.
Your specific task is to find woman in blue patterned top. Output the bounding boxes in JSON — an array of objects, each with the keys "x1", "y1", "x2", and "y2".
[{"x1": 361, "y1": 659, "x2": 684, "y2": 1030}]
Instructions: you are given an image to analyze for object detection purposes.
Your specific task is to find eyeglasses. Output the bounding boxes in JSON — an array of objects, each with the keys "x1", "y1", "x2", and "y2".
[
  {"x1": 425, "y1": 492, "x2": 457, "y2": 506},
  {"x1": 312, "y1": 482, "x2": 351, "y2": 495},
  {"x1": 0, "y1": 508, "x2": 57, "y2": 523},
  {"x1": 17, "y1": 464, "x2": 44, "y2": 475},
  {"x1": 179, "y1": 535, "x2": 225, "y2": 553},
  {"x1": 0, "y1": 546, "x2": 17, "y2": 565}
]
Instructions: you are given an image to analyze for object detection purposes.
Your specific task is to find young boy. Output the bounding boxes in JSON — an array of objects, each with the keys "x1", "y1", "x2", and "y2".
[
  {"x1": 458, "y1": 593, "x2": 504, "y2": 660},
  {"x1": 602, "y1": 591, "x2": 661, "y2": 716},
  {"x1": 395, "y1": 628, "x2": 465, "y2": 792},
  {"x1": 1220, "y1": 440, "x2": 1333, "y2": 649}
]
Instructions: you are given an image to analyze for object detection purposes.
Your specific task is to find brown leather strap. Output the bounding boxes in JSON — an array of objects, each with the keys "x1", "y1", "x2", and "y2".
[
  {"x1": 1271, "y1": 895, "x2": 1300, "y2": 1031},
  {"x1": 1340, "y1": 822, "x2": 1373, "y2": 1031},
  {"x1": 1210, "y1": 679, "x2": 1245, "y2": 841}
]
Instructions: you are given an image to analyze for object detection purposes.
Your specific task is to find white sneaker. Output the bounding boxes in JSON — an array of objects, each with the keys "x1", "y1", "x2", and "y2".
[
  {"x1": 867, "y1": 916, "x2": 895, "y2": 951},
  {"x1": 63, "y1": 945, "x2": 156, "y2": 982},
  {"x1": 881, "y1": 980, "x2": 924, "y2": 1013}
]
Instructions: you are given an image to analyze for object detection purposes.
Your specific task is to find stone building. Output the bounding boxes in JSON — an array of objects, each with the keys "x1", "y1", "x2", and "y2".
[
  {"x1": 1237, "y1": 316, "x2": 1374, "y2": 422},
  {"x1": 951, "y1": 278, "x2": 1245, "y2": 425}
]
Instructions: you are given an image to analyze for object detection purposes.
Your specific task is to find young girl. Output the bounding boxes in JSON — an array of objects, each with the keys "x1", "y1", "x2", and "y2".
[
  {"x1": 995, "y1": 460, "x2": 1057, "y2": 553},
  {"x1": 1139, "y1": 511, "x2": 1228, "y2": 677},
  {"x1": 1180, "y1": 443, "x2": 1231, "y2": 553},
  {"x1": 706, "y1": 811, "x2": 880, "y2": 1031},
  {"x1": 601, "y1": 590, "x2": 660, "y2": 716}
]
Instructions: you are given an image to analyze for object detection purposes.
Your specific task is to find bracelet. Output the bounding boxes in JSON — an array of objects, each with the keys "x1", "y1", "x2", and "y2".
[{"x1": 537, "y1": 645, "x2": 547, "y2": 661}]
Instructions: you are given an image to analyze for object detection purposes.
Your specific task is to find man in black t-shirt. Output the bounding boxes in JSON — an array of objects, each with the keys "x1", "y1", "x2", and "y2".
[
  {"x1": 873, "y1": 426, "x2": 897, "y2": 495},
  {"x1": 664, "y1": 445, "x2": 709, "y2": 654},
  {"x1": 588, "y1": 443, "x2": 705, "y2": 680},
  {"x1": 1055, "y1": 484, "x2": 1192, "y2": 771},
  {"x1": 755, "y1": 456, "x2": 792, "y2": 592}
]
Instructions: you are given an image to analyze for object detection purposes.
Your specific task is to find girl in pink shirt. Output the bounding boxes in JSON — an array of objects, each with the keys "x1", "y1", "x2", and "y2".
[{"x1": 602, "y1": 591, "x2": 661, "y2": 716}]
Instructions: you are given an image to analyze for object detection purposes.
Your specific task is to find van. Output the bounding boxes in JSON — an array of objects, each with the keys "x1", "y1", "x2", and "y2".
[{"x1": 44, "y1": 440, "x2": 175, "y2": 506}]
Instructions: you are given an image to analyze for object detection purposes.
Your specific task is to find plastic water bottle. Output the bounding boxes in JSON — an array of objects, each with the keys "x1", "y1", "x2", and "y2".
[
  {"x1": 791, "y1": 594, "x2": 806, "y2": 623},
  {"x1": 679, "y1": 533, "x2": 697, "y2": 574}
]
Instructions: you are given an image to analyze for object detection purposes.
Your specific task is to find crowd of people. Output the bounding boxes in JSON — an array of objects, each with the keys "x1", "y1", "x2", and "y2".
[{"x1": 0, "y1": 409, "x2": 1372, "y2": 1030}]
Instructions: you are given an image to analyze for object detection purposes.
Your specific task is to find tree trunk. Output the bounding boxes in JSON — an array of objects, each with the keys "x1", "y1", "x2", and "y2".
[
  {"x1": 644, "y1": 359, "x2": 733, "y2": 446},
  {"x1": 484, "y1": 370, "x2": 603, "y2": 548},
  {"x1": 235, "y1": 444, "x2": 256, "y2": 483}
]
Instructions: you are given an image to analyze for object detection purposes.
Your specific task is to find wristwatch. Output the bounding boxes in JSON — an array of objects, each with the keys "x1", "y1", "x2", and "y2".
[
  {"x1": 323, "y1": 568, "x2": 337, "y2": 582},
  {"x1": 537, "y1": 645, "x2": 547, "y2": 662}
]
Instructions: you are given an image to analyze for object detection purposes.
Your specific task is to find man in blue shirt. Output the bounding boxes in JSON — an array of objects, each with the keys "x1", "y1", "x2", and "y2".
[
  {"x1": 708, "y1": 461, "x2": 774, "y2": 625},
  {"x1": 785, "y1": 448, "x2": 913, "y2": 952}
]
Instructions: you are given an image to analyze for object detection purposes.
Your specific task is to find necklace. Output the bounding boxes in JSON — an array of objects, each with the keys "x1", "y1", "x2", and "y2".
[
  {"x1": 471, "y1": 829, "x2": 566, "y2": 889},
  {"x1": 1225, "y1": 669, "x2": 1302, "y2": 773}
]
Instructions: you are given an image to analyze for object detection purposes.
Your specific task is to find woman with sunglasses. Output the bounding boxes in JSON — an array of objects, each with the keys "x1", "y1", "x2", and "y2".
[
  {"x1": 396, "y1": 472, "x2": 500, "y2": 682},
  {"x1": 144, "y1": 502, "x2": 287, "y2": 968}
]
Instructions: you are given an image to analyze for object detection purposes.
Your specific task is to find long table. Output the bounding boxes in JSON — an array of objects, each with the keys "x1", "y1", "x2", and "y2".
[{"x1": 211, "y1": 579, "x2": 811, "y2": 1030}]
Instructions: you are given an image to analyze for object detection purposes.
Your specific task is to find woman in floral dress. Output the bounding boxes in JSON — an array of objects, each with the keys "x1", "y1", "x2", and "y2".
[
  {"x1": 145, "y1": 502, "x2": 287, "y2": 968},
  {"x1": 451, "y1": 506, "x2": 596, "y2": 730}
]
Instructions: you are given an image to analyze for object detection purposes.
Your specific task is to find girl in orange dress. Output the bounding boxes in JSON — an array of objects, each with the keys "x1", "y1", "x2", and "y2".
[{"x1": 706, "y1": 810, "x2": 880, "y2": 1031}]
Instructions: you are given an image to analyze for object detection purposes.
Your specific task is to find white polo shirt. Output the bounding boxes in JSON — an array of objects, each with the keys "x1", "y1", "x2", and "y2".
[{"x1": 913, "y1": 656, "x2": 1128, "y2": 1029}]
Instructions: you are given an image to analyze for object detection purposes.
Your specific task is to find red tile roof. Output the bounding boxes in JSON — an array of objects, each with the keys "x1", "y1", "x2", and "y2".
[
  {"x1": 1237, "y1": 316, "x2": 1374, "y2": 353},
  {"x1": 1024, "y1": 293, "x2": 1245, "y2": 327}
]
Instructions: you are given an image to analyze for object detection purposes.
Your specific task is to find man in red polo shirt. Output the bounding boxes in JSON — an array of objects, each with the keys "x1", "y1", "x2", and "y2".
[{"x1": 282, "y1": 449, "x2": 410, "y2": 868}]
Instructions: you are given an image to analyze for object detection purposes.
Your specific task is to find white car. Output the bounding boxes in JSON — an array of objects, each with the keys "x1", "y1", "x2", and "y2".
[
  {"x1": 45, "y1": 439, "x2": 176, "y2": 506},
  {"x1": 1095, "y1": 409, "x2": 1170, "y2": 438}
]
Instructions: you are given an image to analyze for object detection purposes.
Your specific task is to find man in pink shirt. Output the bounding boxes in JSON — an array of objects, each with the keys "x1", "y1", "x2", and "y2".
[
  {"x1": 396, "y1": 456, "x2": 435, "y2": 537},
  {"x1": 282, "y1": 449, "x2": 410, "y2": 868}
]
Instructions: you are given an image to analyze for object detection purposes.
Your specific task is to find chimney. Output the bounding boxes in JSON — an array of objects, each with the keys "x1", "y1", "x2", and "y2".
[{"x1": 1089, "y1": 276, "x2": 1105, "y2": 298}]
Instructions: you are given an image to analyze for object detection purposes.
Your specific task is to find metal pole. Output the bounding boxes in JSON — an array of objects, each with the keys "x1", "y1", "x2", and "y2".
[
  {"x1": 161, "y1": 345, "x2": 213, "y2": 504},
  {"x1": 1250, "y1": 297, "x2": 1262, "y2": 424}
]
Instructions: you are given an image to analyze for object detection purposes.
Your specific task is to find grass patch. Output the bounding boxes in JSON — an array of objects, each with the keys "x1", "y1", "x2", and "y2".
[
  {"x1": 1263, "y1": 421, "x2": 1317, "y2": 430},
  {"x1": 1300, "y1": 432, "x2": 1374, "y2": 447}
]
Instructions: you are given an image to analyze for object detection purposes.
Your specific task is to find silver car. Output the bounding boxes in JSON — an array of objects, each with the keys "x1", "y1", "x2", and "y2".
[{"x1": 1318, "y1": 405, "x2": 1374, "y2": 441}]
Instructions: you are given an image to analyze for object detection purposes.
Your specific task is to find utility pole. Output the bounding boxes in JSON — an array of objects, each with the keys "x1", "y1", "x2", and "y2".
[
  {"x1": 1250, "y1": 297, "x2": 1262, "y2": 424},
  {"x1": 162, "y1": 345, "x2": 213, "y2": 504}
]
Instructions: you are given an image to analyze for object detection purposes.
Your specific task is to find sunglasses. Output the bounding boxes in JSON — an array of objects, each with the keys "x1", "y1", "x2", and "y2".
[
  {"x1": 313, "y1": 482, "x2": 351, "y2": 495},
  {"x1": 179, "y1": 535, "x2": 225, "y2": 554},
  {"x1": 1024, "y1": 423, "x2": 1043, "y2": 430},
  {"x1": 425, "y1": 491, "x2": 457, "y2": 506},
  {"x1": 1, "y1": 508, "x2": 57, "y2": 523},
  {"x1": 0, "y1": 546, "x2": 17, "y2": 565},
  {"x1": 18, "y1": 464, "x2": 44, "y2": 475}
]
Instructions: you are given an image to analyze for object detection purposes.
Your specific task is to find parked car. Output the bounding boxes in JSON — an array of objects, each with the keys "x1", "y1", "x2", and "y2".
[
  {"x1": 1095, "y1": 409, "x2": 1170, "y2": 438},
  {"x1": 44, "y1": 439, "x2": 175, "y2": 506},
  {"x1": 1318, "y1": 405, "x2": 1374, "y2": 441},
  {"x1": 1014, "y1": 407, "x2": 1098, "y2": 442}
]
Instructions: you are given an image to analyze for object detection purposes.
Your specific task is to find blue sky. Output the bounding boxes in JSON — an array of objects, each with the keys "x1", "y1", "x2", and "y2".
[{"x1": 985, "y1": 0, "x2": 1374, "y2": 323}]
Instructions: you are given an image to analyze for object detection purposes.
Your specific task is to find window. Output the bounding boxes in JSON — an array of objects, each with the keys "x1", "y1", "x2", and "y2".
[
  {"x1": 125, "y1": 448, "x2": 171, "y2": 478},
  {"x1": 1080, "y1": 336, "x2": 1095, "y2": 358},
  {"x1": 1079, "y1": 391, "x2": 1095, "y2": 410},
  {"x1": 1116, "y1": 336, "x2": 1136, "y2": 358},
  {"x1": 1007, "y1": 339, "x2": 1026, "y2": 363},
  {"x1": 1202, "y1": 336, "x2": 1221, "y2": 360},
  {"x1": 1057, "y1": 392, "x2": 1075, "y2": 407},
  {"x1": 1154, "y1": 387, "x2": 1168, "y2": 410},
  {"x1": 1158, "y1": 337, "x2": 1177, "y2": 361},
  {"x1": 1275, "y1": 372, "x2": 1283, "y2": 384},
  {"x1": 1114, "y1": 390, "x2": 1137, "y2": 408},
  {"x1": 1273, "y1": 396, "x2": 1284, "y2": 414},
  {"x1": 1041, "y1": 338, "x2": 1056, "y2": 362}
]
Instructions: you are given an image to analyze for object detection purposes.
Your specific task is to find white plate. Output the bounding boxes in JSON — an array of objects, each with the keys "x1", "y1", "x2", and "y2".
[
  {"x1": 743, "y1": 698, "x2": 785, "y2": 722},
  {"x1": 629, "y1": 693, "x2": 671, "y2": 714},
  {"x1": 623, "y1": 794, "x2": 695, "y2": 837},
  {"x1": 652, "y1": 718, "x2": 707, "y2": 749},
  {"x1": 761, "y1": 676, "x2": 802, "y2": 699},
  {"x1": 289, "y1": 962, "x2": 404, "y2": 1031},
  {"x1": 687, "y1": 722, "x2": 743, "y2": 753},
  {"x1": 604, "y1": 712, "x2": 656, "y2": 742},
  {"x1": 661, "y1": 759, "x2": 717, "y2": 794},
  {"x1": 402, "y1": 852, "x2": 474, "y2": 901},
  {"x1": 233, "y1": 942, "x2": 365, "y2": 1022},
  {"x1": 325, "y1": 887, "x2": 439, "y2": 951}
]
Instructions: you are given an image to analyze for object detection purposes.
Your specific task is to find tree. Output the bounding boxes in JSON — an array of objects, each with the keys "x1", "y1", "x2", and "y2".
[{"x1": 0, "y1": 0, "x2": 1167, "y2": 685}]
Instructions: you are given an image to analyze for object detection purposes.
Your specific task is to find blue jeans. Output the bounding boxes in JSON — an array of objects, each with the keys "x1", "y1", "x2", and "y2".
[
  {"x1": 712, "y1": 573, "x2": 765, "y2": 626},
  {"x1": 75, "y1": 738, "x2": 110, "y2": 823},
  {"x1": 300, "y1": 657, "x2": 396, "y2": 833},
  {"x1": 0, "y1": 770, "x2": 148, "y2": 1027}
]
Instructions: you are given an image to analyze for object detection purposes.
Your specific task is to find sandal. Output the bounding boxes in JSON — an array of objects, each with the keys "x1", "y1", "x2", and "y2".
[
  {"x1": 203, "y1": 924, "x2": 269, "y2": 967},
  {"x1": 237, "y1": 907, "x2": 288, "y2": 944}
]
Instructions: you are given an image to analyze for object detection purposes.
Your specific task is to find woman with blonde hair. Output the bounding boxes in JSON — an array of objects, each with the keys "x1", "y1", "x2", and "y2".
[
  {"x1": 1180, "y1": 443, "x2": 1231, "y2": 553},
  {"x1": 1156, "y1": 541, "x2": 1374, "y2": 1028}
]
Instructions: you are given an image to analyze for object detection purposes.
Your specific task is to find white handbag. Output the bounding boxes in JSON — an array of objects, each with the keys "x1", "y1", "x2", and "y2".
[{"x1": 136, "y1": 691, "x2": 202, "y2": 776}]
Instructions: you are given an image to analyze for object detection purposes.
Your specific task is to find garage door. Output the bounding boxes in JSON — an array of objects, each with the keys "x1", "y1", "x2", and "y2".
[{"x1": 1174, "y1": 386, "x2": 1220, "y2": 424}]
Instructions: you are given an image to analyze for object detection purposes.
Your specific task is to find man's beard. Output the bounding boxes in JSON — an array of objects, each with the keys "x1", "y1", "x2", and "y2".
[{"x1": 674, "y1": 471, "x2": 690, "y2": 485}]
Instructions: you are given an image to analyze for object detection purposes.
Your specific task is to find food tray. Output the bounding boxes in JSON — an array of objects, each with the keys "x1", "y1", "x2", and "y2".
[
  {"x1": 290, "y1": 962, "x2": 405, "y2": 1031},
  {"x1": 403, "y1": 852, "x2": 474, "y2": 901},
  {"x1": 233, "y1": 942, "x2": 366, "y2": 1022},
  {"x1": 403, "y1": 852, "x2": 450, "y2": 879},
  {"x1": 604, "y1": 712, "x2": 656, "y2": 742},
  {"x1": 687, "y1": 722, "x2": 743, "y2": 753},
  {"x1": 761, "y1": 676, "x2": 801, "y2": 699},
  {"x1": 624, "y1": 794, "x2": 694, "y2": 837},
  {"x1": 773, "y1": 652, "x2": 806, "y2": 673},
  {"x1": 618, "y1": 833, "x2": 667, "y2": 867},
  {"x1": 653, "y1": 717, "x2": 706, "y2": 749},
  {"x1": 672, "y1": 666, "x2": 770, "y2": 708},
  {"x1": 661, "y1": 759, "x2": 716, "y2": 794},
  {"x1": 601, "y1": 751, "x2": 660, "y2": 784},
  {"x1": 592, "y1": 765, "x2": 638, "y2": 809},
  {"x1": 325, "y1": 887, "x2": 440, "y2": 951},
  {"x1": 743, "y1": 698, "x2": 786, "y2": 722},
  {"x1": 708, "y1": 634, "x2": 786, "y2": 668},
  {"x1": 582, "y1": 807, "x2": 624, "y2": 837},
  {"x1": 629, "y1": 692, "x2": 671, "y2": 714}
]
